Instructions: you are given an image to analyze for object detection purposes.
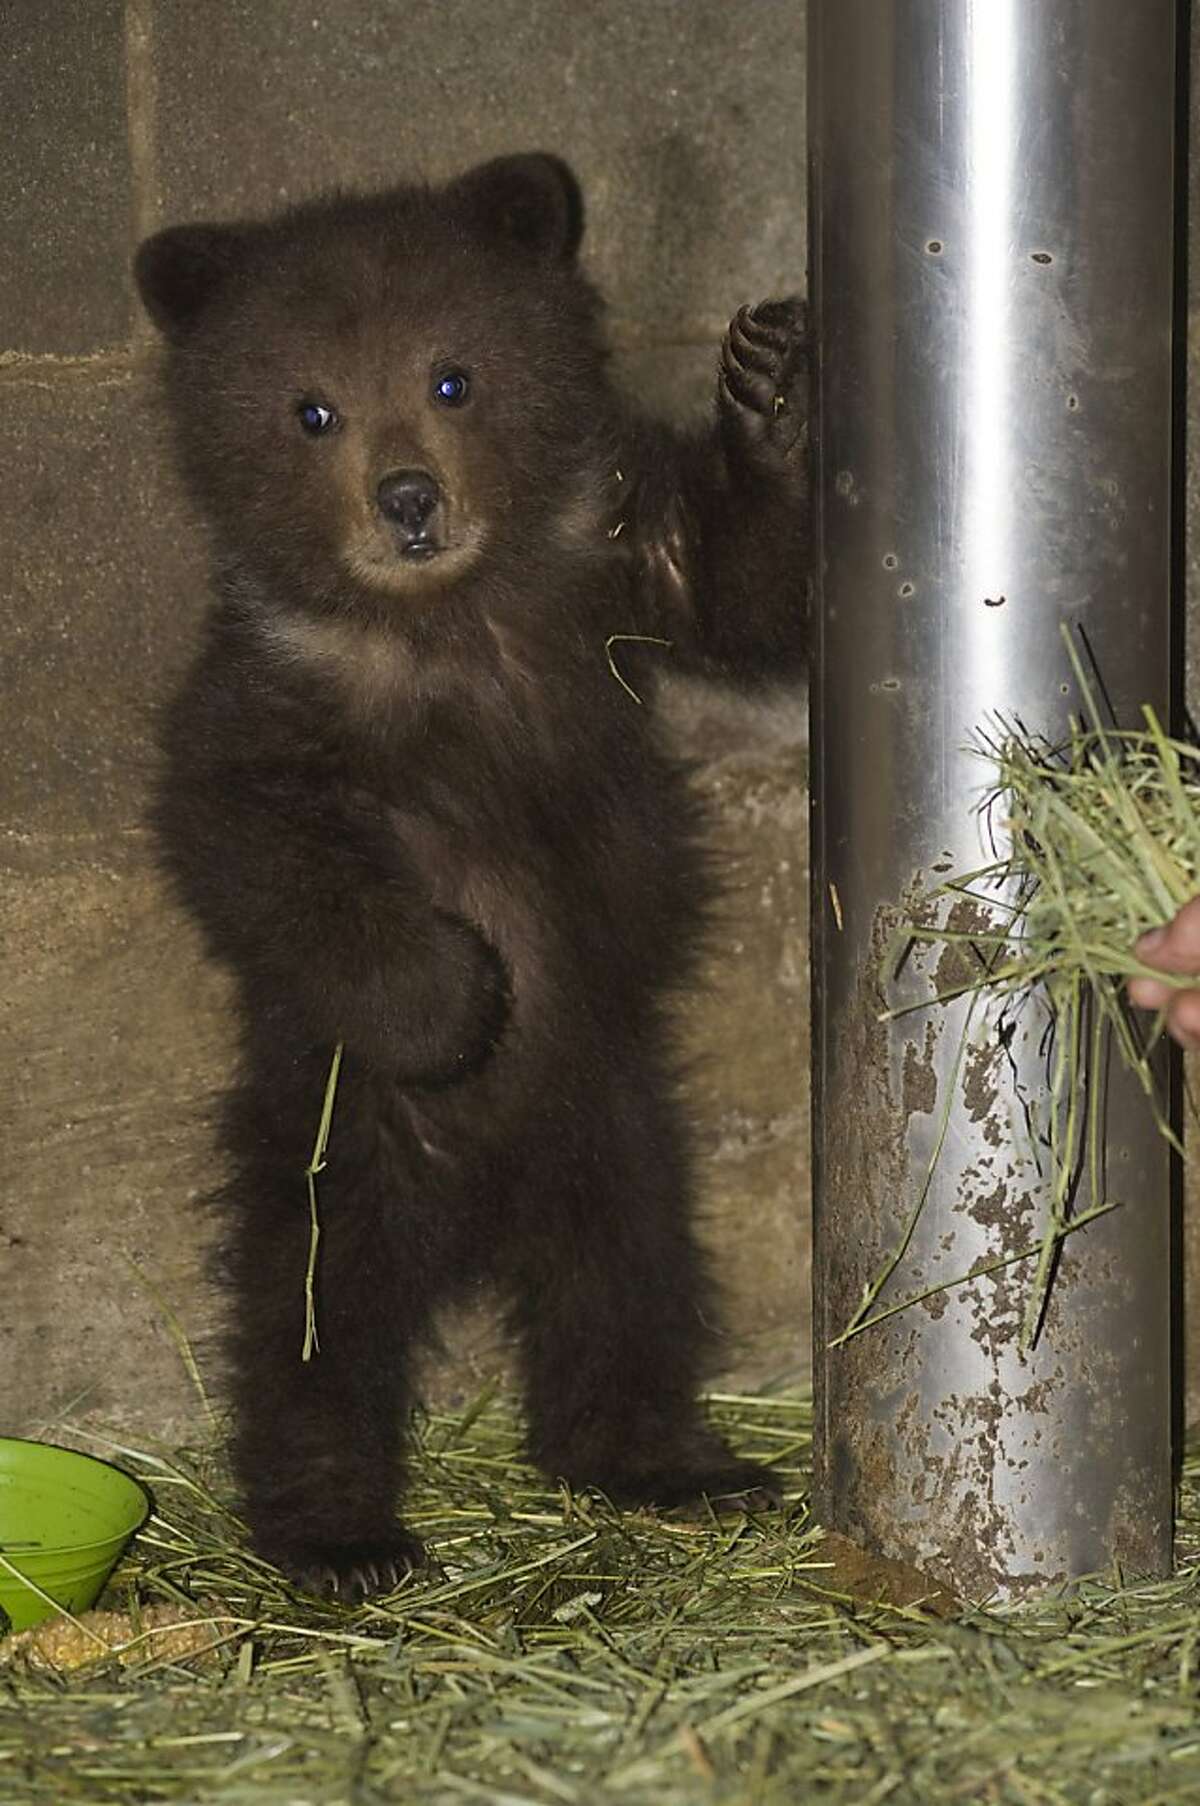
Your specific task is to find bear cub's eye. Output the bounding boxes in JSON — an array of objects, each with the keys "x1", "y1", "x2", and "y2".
[
  {"x1": 297, "y1": 401, "x2": 338, "y2": 436},
  {"x1": 432, "y1": 368, "x2": 471, "y2": 408}
]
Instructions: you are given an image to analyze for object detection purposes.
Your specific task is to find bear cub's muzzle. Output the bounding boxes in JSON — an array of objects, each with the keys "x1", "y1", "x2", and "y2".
[{"x1": 376, "y1": 468, "x2": 443, "y2": 558}]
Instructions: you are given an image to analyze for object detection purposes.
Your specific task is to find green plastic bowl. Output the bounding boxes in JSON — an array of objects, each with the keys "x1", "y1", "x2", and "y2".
[{"x1": 0, "y1": 1438, "x2": 150, "y2": 1634}]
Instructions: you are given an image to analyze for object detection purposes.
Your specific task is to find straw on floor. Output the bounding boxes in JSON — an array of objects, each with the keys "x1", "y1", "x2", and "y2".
[{"x1": 4, "y1": 1390, "x2": 1200, "y2": 1805}]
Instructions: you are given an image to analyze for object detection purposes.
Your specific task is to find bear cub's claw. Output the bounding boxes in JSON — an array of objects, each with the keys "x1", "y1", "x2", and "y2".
[
  {"x1": 270, "y1": 1529, "x2": 428, "y2": 1603},
  {"x1": 719, "y1": 295, "x2": 809, "y2": 472}
]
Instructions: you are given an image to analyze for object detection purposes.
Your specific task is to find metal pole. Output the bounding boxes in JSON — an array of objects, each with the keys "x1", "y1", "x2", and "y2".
[{"x1": 809, "y1": 2, "x2": 1178, "y2": 1596}]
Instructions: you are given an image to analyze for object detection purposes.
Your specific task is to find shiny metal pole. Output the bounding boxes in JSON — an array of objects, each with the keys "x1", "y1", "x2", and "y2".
[{"x1": 809, "y1": 2, "x2": 1179, "y2": 1595}]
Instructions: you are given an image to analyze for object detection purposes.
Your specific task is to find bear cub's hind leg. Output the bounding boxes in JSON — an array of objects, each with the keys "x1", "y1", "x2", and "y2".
[
  {"x1": 222, "y1": 1082, "x2": 438, "y2": 1605},
  {"x1": 508, "y1": 1076, "x2": 782, "y2": 1516}
]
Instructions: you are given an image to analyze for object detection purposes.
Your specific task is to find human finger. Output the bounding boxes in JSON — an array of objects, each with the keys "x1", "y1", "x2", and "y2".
[
  {"x1": 1135, "y1": 895, "x2": 1200, "y2": 975},
  {"x1": 1166, "y1": 988, "x2": 1200, "y2": 1051}
]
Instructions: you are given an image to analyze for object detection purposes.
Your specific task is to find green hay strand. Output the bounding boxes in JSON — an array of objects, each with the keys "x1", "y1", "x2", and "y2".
[
  {"x1": 302, "y1": 1040, "x2": 344, "y2": 1362},
  {"x1": 603, "y1": 634, "x2": 673, "y2": 706},
  {"x1": 121, "y1": 1253, "x2": 218, "y2": 1434}
]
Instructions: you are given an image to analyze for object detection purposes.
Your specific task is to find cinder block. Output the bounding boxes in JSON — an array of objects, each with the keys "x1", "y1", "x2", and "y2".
[
  {"x1": 700, "y1": 1138, "x2": 811, "y2": 1389},
  {"x1": 0, "y1": 367, "x2": 204, "y2": 838},
  {"x1": 678, "y1": 730, "x2": 812, "y2": 1384},
  {"x1": 0, "y1": 852, "x2": 231, "y2": 1441},
  {"x1": 150, "y1": 0, "x2": 806, "y2": 335},
  {"x1": 0, "y1": 0, "x2": 134, "y2": 355},
  {"x1": 611, "y1": 343, "x2": 717, "y2": 427}
]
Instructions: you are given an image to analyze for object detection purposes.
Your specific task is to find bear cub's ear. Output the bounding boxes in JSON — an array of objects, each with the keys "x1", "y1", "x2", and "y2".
[
  {"x1": 452, "y1": 153, "x2": 584, "y2": 263},
  {"x1": 134, "y1": 224, "x2": 243, "y2": 339}
]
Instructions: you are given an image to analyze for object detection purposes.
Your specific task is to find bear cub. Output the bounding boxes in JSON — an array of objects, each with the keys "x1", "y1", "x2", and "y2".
[{"x1": 136, "y1": 153, "x2": 808, "y2": 1601}]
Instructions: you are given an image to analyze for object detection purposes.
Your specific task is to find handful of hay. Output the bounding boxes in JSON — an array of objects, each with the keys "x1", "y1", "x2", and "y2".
[{"x1": 869, "y1": 634, "x2": 1197, "y2": 1348}]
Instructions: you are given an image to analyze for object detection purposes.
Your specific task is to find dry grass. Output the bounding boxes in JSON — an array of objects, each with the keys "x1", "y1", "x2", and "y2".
[
  {"x1": 4, "y1": 1390, "x2": 1200, "y2": 1804},
  {"x1": 868, "y1": 636, "x2": 1197, "y2": 1347}
]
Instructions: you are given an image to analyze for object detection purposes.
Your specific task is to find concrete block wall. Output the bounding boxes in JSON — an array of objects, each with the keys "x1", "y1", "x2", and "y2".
[{"x1": 1, "y1": 0, "x2": 810, "y2": 1437}]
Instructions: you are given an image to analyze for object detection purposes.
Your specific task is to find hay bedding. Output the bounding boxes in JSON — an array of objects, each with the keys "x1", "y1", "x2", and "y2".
[{"x1": 3, "y1": 1392, "x2": 1200, "y2": 1805}]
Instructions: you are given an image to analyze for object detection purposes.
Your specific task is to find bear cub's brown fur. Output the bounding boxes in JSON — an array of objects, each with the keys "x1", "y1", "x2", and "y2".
[{"x1": 136, "y1": 153, "x2": 808, "y2": 1600}]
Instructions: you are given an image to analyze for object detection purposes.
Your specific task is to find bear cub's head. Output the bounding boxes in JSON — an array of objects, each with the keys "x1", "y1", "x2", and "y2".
[{"x1": 136, "y1": 155, "x2": 614, "y2": 619}]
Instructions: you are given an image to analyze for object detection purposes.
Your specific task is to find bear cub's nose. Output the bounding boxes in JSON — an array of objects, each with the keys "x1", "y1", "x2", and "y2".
[{"x1": 376, "y1": 469, "x2": 441, "y2": 552}]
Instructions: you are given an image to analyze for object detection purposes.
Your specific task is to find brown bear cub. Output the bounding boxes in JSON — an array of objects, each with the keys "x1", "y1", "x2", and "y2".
[{"x1": 136, "y1": 153, "x2": 808, "y2": 1601}]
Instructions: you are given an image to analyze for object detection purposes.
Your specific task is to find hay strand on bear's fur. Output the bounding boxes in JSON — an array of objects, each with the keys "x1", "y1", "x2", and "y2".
[
  {"x1": 302, "y1": 1040, "x2": 343, "y2": 1361},
  {"x1": 604, "y1": 634, "x2": 673, "y2": 706}
]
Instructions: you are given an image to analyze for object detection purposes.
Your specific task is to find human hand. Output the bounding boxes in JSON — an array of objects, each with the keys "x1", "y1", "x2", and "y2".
[{"x1": 1127, "y1": 896, "x2": 1200, "y2": 1049}]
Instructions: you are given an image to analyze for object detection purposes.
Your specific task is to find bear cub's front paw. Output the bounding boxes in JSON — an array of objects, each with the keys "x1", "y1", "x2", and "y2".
[
  {"x1": 402, "y1": 914, "x2": 511, "y2": 1090},
  {"x1": 719, "y1": 295, "x2": 809, "y2": 477}
]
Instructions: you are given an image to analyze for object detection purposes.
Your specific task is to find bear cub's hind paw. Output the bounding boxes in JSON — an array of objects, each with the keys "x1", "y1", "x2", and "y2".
[
  {"x1": 720, "y1": 295, "x2": 809, "y2": 473},
  {"x1": 268, "y1": 1529, "x2": 428, "y2": 1603},
  {"x1": 603, "y1": 1456, "x2": 783, "y2": 1517}
]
